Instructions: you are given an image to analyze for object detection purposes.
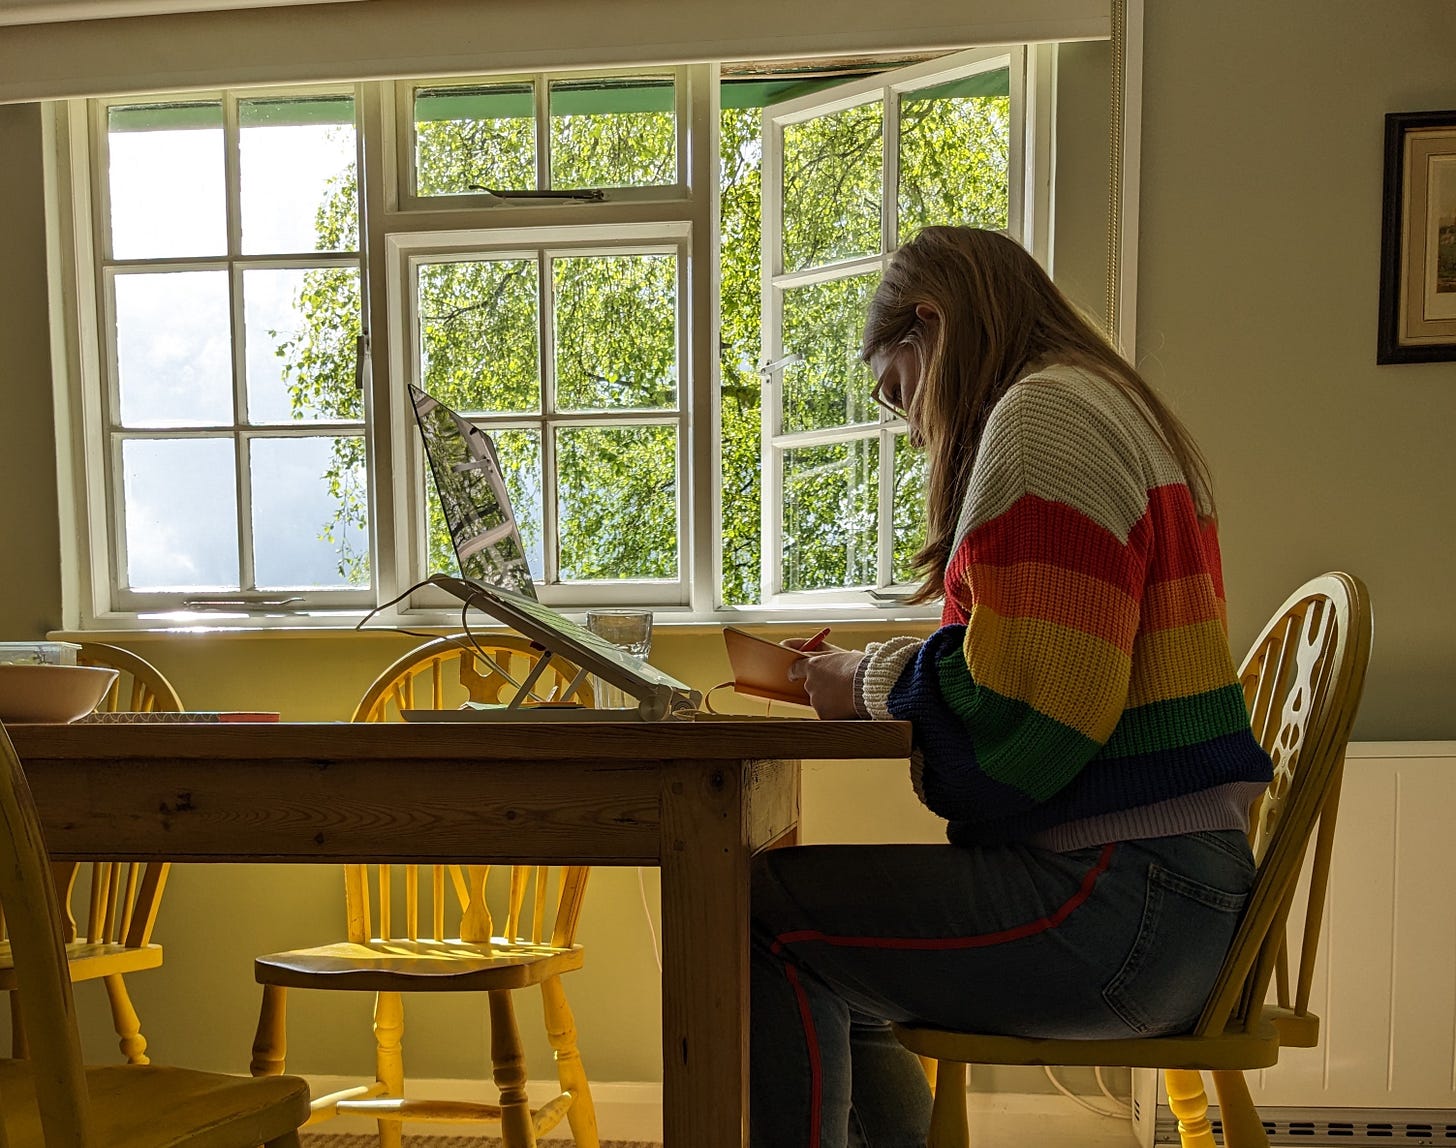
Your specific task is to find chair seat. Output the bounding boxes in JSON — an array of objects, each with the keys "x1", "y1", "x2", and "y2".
[
  {"x1": 1265, "y1": 1004, "x2": 1320, "y2": 1048},
  {"x1": 892, "y1": 1016, "x2": 1281, "y2": 1071},
  {"x1": 0, "y1": 942, "x2": 164, "y2": 990},
  {"x1": 0, "y1": 1062, "x2": 310, "y2": 1148},
  {"x1": 255, "y1": 938, "x2": 585, "y2": 992}
]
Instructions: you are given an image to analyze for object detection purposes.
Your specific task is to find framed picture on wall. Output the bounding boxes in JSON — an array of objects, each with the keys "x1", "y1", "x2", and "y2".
[{"x1": 1378, "y1": 109, "x2": 1456, "y2": 364}]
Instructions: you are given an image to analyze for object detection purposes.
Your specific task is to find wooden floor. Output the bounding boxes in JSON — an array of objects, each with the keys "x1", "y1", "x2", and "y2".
[
  {"x1": 298, "y1": 1103, "x2": 1141, "y2": 1147},
  {"x1": 301, "y1": 1138, "x2": 659, "y2": 1148}
]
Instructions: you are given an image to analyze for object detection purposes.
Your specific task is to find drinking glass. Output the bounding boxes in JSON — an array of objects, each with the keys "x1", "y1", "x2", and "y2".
[{"x1": 585, "y1": 610, "x2": 653, "y2": 709}]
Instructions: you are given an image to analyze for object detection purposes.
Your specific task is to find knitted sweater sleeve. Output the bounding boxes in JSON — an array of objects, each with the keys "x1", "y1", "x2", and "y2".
[{"x1": 858, "y1": 376, "x2": 1161, "y2": 825}]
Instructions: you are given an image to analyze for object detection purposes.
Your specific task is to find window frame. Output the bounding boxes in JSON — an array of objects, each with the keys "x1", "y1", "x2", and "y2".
[
  {"x1": 85, "y1": 84, "x2": 372, "y2": 618},
  {"x1": 393, "y1": 65, "x2": 692, "y2": 212},
  {"x1": 384, "y1": 221, "x2": 695, "y2": 612},
  {"x1": 758, "y1": 46, "x2": 1047, "y2": 608},
  {"x1": 50, "y1": 49, "x2": 1073, "y2": 629}
]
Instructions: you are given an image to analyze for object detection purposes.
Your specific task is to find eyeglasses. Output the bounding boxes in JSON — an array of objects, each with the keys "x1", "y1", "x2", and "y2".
[{"x1": 870, "y1": 377, "x2": 908, "y2": 421}]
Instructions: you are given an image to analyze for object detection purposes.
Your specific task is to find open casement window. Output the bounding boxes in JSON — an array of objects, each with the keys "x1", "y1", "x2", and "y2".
[
  {"x1": 397, "y1": 67, "x2": 689, "y2": 209},
  {"x1": 391, "y1": 224, "x2": 691, "y2": 610},
  {"x1": 759, "y1": 46, "x2": 1038, "y2": 606}
]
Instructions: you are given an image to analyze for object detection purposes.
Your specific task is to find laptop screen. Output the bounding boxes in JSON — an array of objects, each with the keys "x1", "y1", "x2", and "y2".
[{"x1": 409, "y1": 384, "x2": 537, "y2": 600}]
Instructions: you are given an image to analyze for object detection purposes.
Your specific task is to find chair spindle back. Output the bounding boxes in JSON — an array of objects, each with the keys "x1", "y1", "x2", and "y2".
[
  {"x1": 1192, "y1": 572, "x2": 1372, "y2": 1037},
  {"x1": 352, "y1": 635, "x2": 593, "y2": 723},
  {"x1": 77, "y1": 643, "x2": 183, "y2": 714},
  {"x1": 344, "y1": 863, "x2": 590, "y2": 948}
]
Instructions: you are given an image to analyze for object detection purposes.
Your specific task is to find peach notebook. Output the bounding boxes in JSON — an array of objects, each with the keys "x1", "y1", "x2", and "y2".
[{"x1": 722, "y1": 626, "x2": 812, "y2": 706}]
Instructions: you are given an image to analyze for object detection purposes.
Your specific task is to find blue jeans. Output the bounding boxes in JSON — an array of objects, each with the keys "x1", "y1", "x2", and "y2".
[{"x1": 749, "y1": 830, "x2": 1256, "y2": 1148}]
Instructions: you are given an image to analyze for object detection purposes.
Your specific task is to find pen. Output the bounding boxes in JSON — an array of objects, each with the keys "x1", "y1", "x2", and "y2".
[{"x1": 801, "y1": 626, "x2": 832, "y2": 651}]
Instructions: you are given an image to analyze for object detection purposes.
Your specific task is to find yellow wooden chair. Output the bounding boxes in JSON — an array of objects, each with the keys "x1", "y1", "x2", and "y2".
[
  {"x1": 78, "y1": 642, "x2": 185, "y2": 714},
  {"x1": 2, "y1": 642, "x2": 185, "y2": 1066},
  {"x1": 250, "y1": 633, "x2": 600, "y2": 1148},
  {"x1": 350, "y1": 632, "x2": 594, "y2": 723},
  {"x1": 894, "y1": 571, "x2": 1374, "y2": 1148},
  {"x1": 0, "y1": 719, "x2": 311, "y2": 1146}
]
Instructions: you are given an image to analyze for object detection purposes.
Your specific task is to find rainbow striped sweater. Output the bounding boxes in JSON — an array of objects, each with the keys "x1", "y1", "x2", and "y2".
[{"x1": 858, "y1": 365, "x2": 1272, "y2": 849}]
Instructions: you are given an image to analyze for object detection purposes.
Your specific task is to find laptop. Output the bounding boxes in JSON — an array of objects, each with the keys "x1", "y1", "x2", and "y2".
[{"x1": 408, "y1": 385, "x2": 700, "y2": 720}]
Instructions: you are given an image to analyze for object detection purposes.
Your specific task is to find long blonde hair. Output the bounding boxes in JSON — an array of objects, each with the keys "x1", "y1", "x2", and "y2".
[{"x1": 862, "y1": 227, "x2": 1213, "y2": 604}]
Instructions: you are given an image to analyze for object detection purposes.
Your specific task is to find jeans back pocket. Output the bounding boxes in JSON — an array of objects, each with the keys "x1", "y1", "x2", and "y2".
[{"x1": 1101, "y1": 862, "x2": 1250, "y2": 1036}]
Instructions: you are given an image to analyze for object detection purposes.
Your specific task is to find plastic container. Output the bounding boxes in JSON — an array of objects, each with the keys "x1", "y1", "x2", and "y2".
[{"x1": 0, "y1": 641, "x2": 82, "y2": 667}]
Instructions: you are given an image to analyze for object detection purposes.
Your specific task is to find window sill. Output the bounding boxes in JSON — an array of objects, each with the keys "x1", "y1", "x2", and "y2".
[{"x1": 50, "y1": 610, "x2": 939, "y2": 644}]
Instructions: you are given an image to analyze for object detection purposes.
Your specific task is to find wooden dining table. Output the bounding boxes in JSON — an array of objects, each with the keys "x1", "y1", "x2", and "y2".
[{"x1": 9, "y1": 717, "x2": 911, "y2": 1148}]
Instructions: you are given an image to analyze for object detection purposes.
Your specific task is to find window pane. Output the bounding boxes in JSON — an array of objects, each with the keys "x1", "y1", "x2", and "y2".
[
  {"x1": 426, "y1": 427, "x2": 542, "y2": 582},
  {"x1": 554, "y1": 253, "x2": 676, "y2": 410},
  {"x1": 114, "y1": 270, "x2": 232, "y2": 427},
  {"x1": 121, "y1": 437, "x2": 238, "y2": 591},
  {"x1": 782, "y1": 438, "x2": 878, "y2": 592},
  {"x1": 782, "y1": 100, "x2": 883, "y2": 272},
  {"x1": 781, "y1": 271, "x2": 880, "y2": 434},
  {"x1": 719, "y1": 103, "x2": 765, "y2": 607},
  {"x1": 245, "y1": 267, "x2": 361, "y2": 424},
  {"x1": 898, "y1": 72, "x2": 1011, "y2": 243},
  {"x1": 240, "y1": 96, "x2": 358, "y2": 255},
  {"x1": 107, "y1": 101, "x2": 225, "y2": 259},
  {"x1": 417, "y1": 258, "x2": 541, "y2": 414},
  {"x1": 251, "y1": 435, "x2": 368, "y2": 588},
  {"x1": 892, "y1": 432, "x2": 927, "y2": 585},
  {"x1": 556, "y1": 425, "x2": 677, "y2": 581},
  {"x1": 549, "y1": 76, "x2": 675, "y2": 189},
  {"x1": 415, "y1": 82, "x2": 536, "y2": 196}
]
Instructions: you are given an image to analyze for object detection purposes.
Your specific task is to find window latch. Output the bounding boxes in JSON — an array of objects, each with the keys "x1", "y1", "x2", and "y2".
[
  {"x1": 467, "y1": 186, "x2": 607, "y2": 202},
  {"x1": 354, "y1": 333, "x2": 370, "y2": 392},
  {"x1": 758, "y1": 352, "x2": 803, "y2": 379},
  {"x1": 181, "y1": 595, "x2": 305, "y2": 611}
]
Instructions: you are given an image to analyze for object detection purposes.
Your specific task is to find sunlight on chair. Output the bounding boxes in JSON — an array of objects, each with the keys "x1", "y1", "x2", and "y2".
[{"x1": 251, "y1": 634, "x2": 601, "y2": 1148}]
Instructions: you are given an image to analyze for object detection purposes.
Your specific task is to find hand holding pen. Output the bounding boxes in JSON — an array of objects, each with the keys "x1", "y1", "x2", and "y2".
[
  {"x1": 799, "y1": 626, "x2": 832, "y2": 652},
  {"x1": 783, "y1": 626, "x2": 865, "y2": 720},
  {"x1": 782, "y1": 626, "x2": 833, "y2": 655}
]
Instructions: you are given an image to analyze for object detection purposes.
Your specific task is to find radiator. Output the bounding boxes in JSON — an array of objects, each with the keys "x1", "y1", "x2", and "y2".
[{"x1": 1132, "y1": 741, "x2": 1456, "y2": 1145}]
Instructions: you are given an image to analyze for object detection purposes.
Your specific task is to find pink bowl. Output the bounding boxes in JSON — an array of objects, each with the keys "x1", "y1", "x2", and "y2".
[{"x1": 0, "y1": 664, "x2": 120, "y2": 723}]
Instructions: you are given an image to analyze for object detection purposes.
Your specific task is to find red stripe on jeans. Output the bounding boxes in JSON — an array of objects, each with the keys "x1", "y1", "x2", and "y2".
[
  {"x1": 772, "y1": 842, "x2": 1116, "y2": 953},
  {"x1": 781, "y1": 961, "x2": 822, "y2": 1147}
]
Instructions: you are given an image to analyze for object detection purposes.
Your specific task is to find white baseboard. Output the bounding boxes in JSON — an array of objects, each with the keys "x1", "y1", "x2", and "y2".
[{"x1": 301, "y1": 1078, "x2": 1134, "y2": 1141}]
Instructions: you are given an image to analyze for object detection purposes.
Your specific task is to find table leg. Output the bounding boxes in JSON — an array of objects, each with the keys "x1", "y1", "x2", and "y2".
[{"x1": 659, "y1": 760, "x2": 753, "y2": 1148}]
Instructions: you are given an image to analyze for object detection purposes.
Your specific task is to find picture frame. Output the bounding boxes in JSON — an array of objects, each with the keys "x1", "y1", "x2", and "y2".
[{"x1": 1378, "y1": 110, "x2": 1456, "y2": 364}]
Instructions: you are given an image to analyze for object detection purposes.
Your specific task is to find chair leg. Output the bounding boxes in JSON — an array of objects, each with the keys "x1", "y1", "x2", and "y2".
[
  {"x1": 918, "y1": 1054, "x2": 938, "y2": 1089},
  {"x1": 374, "y1": 991, "x2": 406, "y2": 1148},
  {"x1": 489, "y1": 989, "x2": 537, "y2": 1147},
  {"x1": 251, "y1": 985, "x2": 288, "y2": 1077},
  {"x1": 101, "y1": 973, "x2": 149, "y2": 1064},
  {"x1": 1211, "y1": 1070, "x2": 1271, "y2": 1148},
  {"x1": 541, "y1": 975, "x2": 600, "y2": 1148},
  {"x1": 927, "y1": 1060, "x2": 969, "y2": 1148},
  {"x1": 10, "y1": 990, "x2": 27, "y2": 1058},
  {"x1": 1164, "y1": 1069, "x2": 1216, "y2": 1148}
]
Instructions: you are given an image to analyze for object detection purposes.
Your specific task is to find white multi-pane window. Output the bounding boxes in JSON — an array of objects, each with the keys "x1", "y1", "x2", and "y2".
[
  {"x1": 61, "y1": 54, "x2": 1040, "y2": 625},
  {"x1": 760, "y1": 48, "x2": 1031, "y2": 605},
  {"x1": 400, "y1": 234, "x2": 690, "y2": 608},
  {"x1": 96, "y1": 92, "x2": 366, "y2": 613}
]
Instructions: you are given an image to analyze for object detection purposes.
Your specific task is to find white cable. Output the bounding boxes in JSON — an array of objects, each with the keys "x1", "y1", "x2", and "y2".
[
  {"x1": 1095, "y1": 1065, "x2": 1133, "y2": 1115},
  {"x1": 1042, "y1": 1066, "x2": 1125, "y2": 1118},
  {"x1": 637, "y1": 866, "x2": 662, "y2": 972}
]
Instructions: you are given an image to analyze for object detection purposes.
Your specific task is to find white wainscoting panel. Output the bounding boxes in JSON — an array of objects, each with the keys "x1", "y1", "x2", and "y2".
[{"x1": 1244, "y1": 741, "x2": 1456, "y2": 1108}]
